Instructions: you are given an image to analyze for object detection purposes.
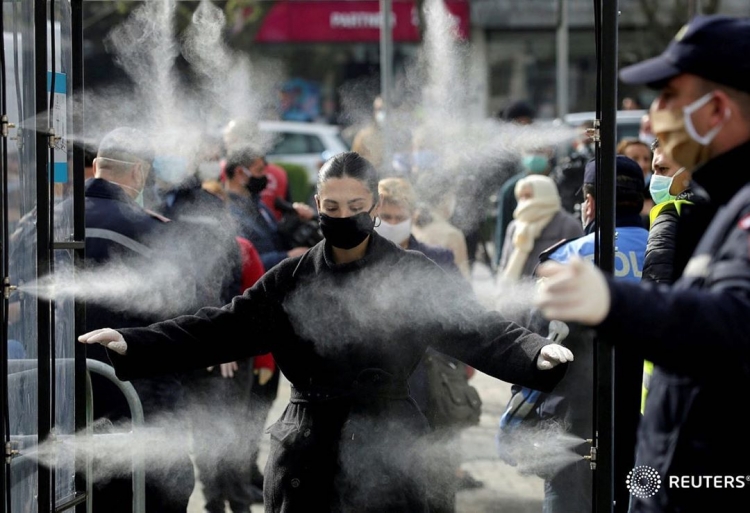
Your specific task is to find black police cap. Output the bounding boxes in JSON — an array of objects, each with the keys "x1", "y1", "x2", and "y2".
[{"x1": 582, "y1": 155, "x2": 645, "y2": 193}]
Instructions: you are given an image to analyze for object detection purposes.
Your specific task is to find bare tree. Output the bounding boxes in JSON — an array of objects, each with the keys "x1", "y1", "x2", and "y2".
[
  {"x1": 83, "y1": 0, "x2": 276, "y2": 46},
  {"x1": 637, "y1": 0, "x2": 722, "y2": 51}
]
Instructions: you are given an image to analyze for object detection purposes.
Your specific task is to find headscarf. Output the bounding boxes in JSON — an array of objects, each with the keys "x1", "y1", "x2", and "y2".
[{"x1": 501, "y1": 175, "x2": 561, "y2": 281}]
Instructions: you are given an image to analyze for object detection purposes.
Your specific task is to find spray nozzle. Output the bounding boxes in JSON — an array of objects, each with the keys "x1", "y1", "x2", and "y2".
[
  {"x1": 5, "y1": 441, "x2": 20, "y2": 464},
  {"x1": 3, "y1": 277, "x2": 18, "y2": 299},
  {"x1": 1, "y1": 115, "x2": 16, "y2": 138},
  {"x1": 582, "y1": 439, "x2": 597, "y2": 470}
]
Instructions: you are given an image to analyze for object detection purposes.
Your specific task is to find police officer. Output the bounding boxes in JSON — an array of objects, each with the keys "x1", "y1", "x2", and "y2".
[
  {"x1": 524, "y1": 155, "x2": 647, "y2": 513},
  {"x1": 535, "y1": 15, "x2": 750, "y2": 512},
  {"x1": 83, "y1": 127, "x2": 195, "y2": 513}
]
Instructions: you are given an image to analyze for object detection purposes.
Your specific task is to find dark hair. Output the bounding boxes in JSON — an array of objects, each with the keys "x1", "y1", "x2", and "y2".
[
  {"x1": 225, "y1": 146, "x2": 264, "y2": 179},
  {"x1": 498, "y1": 99, "x2": 536, "y2": 121},
  {"x1": 582, "y1": 178, "x2": 644, "y2": 216},
  {"x1": 317, "y1": 152, "x2": 379, "y2": 203}
]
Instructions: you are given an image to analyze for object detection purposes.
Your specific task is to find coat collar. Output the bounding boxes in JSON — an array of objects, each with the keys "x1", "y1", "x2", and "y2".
[{"x1": 691, "y1": 139, "x2": 750, "y2": 207}]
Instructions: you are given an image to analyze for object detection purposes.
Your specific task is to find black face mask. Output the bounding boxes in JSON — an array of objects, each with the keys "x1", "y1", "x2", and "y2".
[
  {"x1": 319, "y1": 208, "x2": 376, "y2": 250},
  {"x1": 245, "y1": 175, "x2": 268, "y2": 194}
]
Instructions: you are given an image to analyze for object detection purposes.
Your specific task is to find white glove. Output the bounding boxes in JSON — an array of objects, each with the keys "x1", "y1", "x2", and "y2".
[
  {"x1": 536, "y1": 343, "x2": 574, "y2": 370},
  {"x1": 77, "y1": 328, "x2": 128, "y2": 355},
  {"x1": 534, "y1": 256, "x2": 611, "y2": 325}
]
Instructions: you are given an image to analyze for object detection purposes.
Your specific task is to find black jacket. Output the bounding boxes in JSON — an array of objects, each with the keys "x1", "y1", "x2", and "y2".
[
  {"x1": 81, "y1": 178, "x2": 184, "y2": 419},
  {"x1": 641, "y1": 187, "x2": 710, "y2": 284},
  {"x1": 596, "y1": 140, "x2": 750, "y2": 512},
  {"x1": 109, "y1": 230, "x2": 566, "y2": 512},
  {"x1": 156, "y1": 176, "x2": 243, "y2": 306}
]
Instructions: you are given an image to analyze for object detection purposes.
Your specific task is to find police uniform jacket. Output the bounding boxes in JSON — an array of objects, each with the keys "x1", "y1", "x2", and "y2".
[
  {"x1": 82, "y1": 178, "x2": 183, "y2": 418},
  {"x1": 107, "y1": 230, "x2": 567, "y2": 513},
  {"x1": 595, "y1": 140, "x2": 750, "y2": 512}
]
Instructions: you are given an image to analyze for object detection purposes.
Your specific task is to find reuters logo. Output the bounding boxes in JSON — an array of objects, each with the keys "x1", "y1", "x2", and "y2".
[{"x1": 627, "y1": 466, "x2": 662, "y2": 498}]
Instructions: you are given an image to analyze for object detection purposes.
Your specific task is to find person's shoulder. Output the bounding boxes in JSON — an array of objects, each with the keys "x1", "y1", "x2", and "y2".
[
  {"x1": 265, "y1": 162, "x2": 287, "y2": 177},
  {"x1": 500, "y1": 173, "x2": 522, "y2": 192},
  {"x1": 544, "y1": 233, "x2": 595, "y2": 263},
  {"x1": 650, "y1": 202, "x2": 681, "y2": 227},
  {"x1": 409, "y1": 237, "x2": 455, "y2": 262},
  {"x1": 555, "y1": 209, "x2": 584, "y2": 228}
]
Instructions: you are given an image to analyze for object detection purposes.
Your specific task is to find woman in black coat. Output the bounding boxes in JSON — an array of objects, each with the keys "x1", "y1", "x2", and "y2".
[{"x1": 79, "y1": 152, "x2": 573, "y2": 513}]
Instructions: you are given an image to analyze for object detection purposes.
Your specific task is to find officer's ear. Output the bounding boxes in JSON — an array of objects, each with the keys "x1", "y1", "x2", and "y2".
[
  {"x1": 130, "y1": 161, "x2": 149, "y2": 188},
  {"x1": 709, "y1": 89, "x2": 733, "y2": 129}
]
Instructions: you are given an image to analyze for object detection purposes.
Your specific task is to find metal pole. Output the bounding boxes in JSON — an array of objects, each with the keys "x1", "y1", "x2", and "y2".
[
  {"x1": 379, "y1": 0, "x2": 392, "y2": 174},
  {"x1": 71, "y1": 1, "x2": 88, "y2": 511},
  {"x1": 595, "y1": 0, "x2": 617, "y2": 512},
  {"x1": 556, "y1": 0, "x2": 569, "y2": 118},
  {"x1": 35, "y1": 0, "x2": 53, "y2": 511},
  {"x1": 85, "y1": 359, "x2": 146, "y2": 513}
]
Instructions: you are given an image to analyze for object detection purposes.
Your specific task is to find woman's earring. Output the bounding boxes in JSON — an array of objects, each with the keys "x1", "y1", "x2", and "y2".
[{"x1": 374, "y1": 217, "x2": 382, "y2": 227}]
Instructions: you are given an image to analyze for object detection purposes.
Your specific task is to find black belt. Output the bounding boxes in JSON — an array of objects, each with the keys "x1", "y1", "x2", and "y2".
[{"x1": 290, "y1": 369, "x2": 410, "y2": 404}]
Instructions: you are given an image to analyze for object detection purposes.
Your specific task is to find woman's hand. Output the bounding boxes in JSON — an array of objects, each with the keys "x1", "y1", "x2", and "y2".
[
  {"x1": 536, "y1": 344, "x2": 574, "y2": 370},
  {"x1": 77, "y1": 328, "x2": 128, "y2": 355}
]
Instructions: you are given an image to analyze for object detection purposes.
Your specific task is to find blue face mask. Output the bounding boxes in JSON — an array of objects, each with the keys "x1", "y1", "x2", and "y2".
[
  {"x1": 649, "y1": 174, "x2": 676, "y2": 205},
  {"x1": 522, "y1": 154, "x2": 549, "y2": 174}
]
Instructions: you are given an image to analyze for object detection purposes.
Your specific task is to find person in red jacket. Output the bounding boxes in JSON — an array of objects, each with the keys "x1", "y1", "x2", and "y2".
[{"x1": 187, "y1": 186, "x2": 269, "y2": 512}]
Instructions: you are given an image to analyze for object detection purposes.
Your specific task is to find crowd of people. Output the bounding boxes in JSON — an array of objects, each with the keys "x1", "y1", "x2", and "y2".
[{"x1": 67, "y1": 12, "x2": 750, "y2": 513}]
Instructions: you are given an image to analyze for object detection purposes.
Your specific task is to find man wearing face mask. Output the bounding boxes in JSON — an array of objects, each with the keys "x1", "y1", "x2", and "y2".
[
  {"x1": 223, "y1": 148, "x2": 309, "y2": 271},
  {"x1": 642, "y1": 137, "x2": 709, "y2": 285},
  {"x1": 83, "y1": 127, "x2": 196, "y2": 513},
  {"x1": 535, "y1": 15, "x2": 750, "y2": 512}
]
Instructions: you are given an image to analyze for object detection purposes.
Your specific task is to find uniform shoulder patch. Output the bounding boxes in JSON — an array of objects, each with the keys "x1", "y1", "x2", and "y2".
[{"x1": 144, "y1": 208, "x2": 171, "y2": 223}]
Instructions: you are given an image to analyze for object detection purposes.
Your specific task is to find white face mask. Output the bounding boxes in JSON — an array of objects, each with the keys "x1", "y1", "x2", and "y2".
[
  {"x1": 98, "y1": 157, "x2": 147, "y2": 207},
  {"x1": 375, "y1": 218, "x2": 412, "y2": 245},
  {"x1": 683, "y1": 92, "x2": 729, "y2": 145}
]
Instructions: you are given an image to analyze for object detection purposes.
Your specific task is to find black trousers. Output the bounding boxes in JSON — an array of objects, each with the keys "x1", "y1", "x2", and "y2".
[{"x1": 184, "y1": 361, "x2": 256, "y2": 513}]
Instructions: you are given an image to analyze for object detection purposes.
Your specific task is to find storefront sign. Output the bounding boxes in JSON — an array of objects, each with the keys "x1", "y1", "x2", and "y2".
[{"x1": 255, "y1": 1, "x2": 470, "y2": 43}]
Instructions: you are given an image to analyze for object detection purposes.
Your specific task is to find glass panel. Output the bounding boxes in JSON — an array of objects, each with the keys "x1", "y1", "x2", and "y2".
[
  {"x1": 5, "y1": 8, "x2": 41, "y2": 513},
  {"x1": 51, "y1": 0, "x2": 77, "y2": 505},
  {"x1": 306, "y1": 135, "x2": 325, "y2": 154},
  {"x1": 54, "y1": 249, "x2": 76, "y2": 505}
]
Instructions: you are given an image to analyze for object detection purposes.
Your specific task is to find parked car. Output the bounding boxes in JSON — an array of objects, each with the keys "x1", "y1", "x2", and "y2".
[
  {"x1": 259, "y1": 120, "x2": 350, "y2": 184},
  {"x1": 561, "y1": 109, "x2": 648, "y2": 141}
]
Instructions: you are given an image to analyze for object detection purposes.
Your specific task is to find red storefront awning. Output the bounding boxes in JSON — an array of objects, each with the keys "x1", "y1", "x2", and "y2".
[{"x1": 254, "y1": 0, "x2": 470, "y2": 43}]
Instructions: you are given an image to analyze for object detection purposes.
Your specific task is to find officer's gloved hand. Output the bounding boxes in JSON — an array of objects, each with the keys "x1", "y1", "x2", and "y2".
[
  {"x1": 534, "y1": 256, "x2": 611, "y2": 325},
  {"x1": 536, "y1": 344, "x2": 574, "y2": 370},
  {"x1": 78, "y1": 328, "x2": 128, "y2": 355}
]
